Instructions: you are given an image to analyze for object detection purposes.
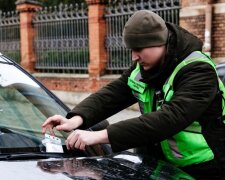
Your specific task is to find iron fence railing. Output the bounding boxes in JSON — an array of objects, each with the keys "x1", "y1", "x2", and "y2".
[
  {"x1": 33, "y1": 3, "x2": 89, "y2": 73},
  {"x1": 105, "y1": 0, "x2": 180, "y2": 74},
  {"x1": 0, "y1": 11, "x2": 20, "y2": 63},
  {"x1": 0, "y1": 1, "x2": 180, "y2": 74}
]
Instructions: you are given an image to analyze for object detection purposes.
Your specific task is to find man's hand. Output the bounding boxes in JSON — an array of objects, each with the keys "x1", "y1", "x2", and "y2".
[
  {"x1": 42, "y1": 115, "x2": 83, "y2": 136},
  {"x1": 66, "y1": 129, "x2": 109, "y2": 151}
]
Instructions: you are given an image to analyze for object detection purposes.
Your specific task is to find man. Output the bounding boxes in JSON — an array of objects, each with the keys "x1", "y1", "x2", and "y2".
[{"x1": 42, "y1": 10, "x2": 225, "y2": 179}]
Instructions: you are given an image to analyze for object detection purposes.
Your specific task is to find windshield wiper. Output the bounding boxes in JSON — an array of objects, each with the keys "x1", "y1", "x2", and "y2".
[
  {"x1": 0, "y1": 146, "x2": 86, "y2": 160},
  {"x1": 0, "y1": 152, "x2": 68, "y2": 160},
  {"x1": 0, "y1": 147, "x2": 42, "y2": 154}
]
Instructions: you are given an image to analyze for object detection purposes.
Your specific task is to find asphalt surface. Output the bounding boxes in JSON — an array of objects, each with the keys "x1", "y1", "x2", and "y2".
[
  {"x1": 107, "y1": 109, "x2": 141, "y2": 124},
  {"x1": 53, "y1": 90, "x2": 141, "y2": 125},
  {"x1": 66, "y1": 103, "x2": 141, "y2": 125}
]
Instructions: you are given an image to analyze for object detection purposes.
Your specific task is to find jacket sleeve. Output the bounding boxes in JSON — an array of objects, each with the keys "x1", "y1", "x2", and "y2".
[
  {"x1": 66, "y1": 64, "x2": 137, "y2": 129},
  {"x1": 107, "y1": 62, "x2": 219, "y2": 152}
]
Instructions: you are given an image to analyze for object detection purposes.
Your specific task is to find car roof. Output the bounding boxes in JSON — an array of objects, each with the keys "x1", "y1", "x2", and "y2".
[{"x1": 216, "y1": 62, "x2": 225, "y2": 68}]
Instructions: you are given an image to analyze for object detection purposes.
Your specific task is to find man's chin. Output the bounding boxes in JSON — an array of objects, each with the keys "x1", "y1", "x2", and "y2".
[{"x1": 142, "y1": 66, "x2": 152, "y2": 71}]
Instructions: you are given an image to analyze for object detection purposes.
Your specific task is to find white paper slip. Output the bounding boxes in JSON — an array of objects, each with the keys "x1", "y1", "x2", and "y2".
[
  {"x1": 42, "y1": 134, "x2": 64, "y2": 153},
  {"x1": 45, "y1": 143, "x2": 64, "y2": 153}
]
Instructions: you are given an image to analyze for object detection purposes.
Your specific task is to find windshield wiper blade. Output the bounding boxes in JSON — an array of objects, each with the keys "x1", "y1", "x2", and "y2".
[
  {"x1": 0, "y1": 146, "x2": 86, "y2": 160},
  {"x1": 0, "y1": 147, "x2": 42, "y2": 154},
  {"x1": 0, "y1": 152, "x2": 67, "y2": 160}
]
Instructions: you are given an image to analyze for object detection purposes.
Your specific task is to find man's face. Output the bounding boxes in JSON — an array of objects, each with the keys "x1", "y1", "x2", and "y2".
[{"x1": 131, "y1": 46, "x2": 166, "y2": 70}]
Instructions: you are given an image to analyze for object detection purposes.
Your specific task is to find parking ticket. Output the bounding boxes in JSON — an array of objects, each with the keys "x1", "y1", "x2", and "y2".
[{"x1": 42, "y1": 134, "x2": 64, "y2": 153}]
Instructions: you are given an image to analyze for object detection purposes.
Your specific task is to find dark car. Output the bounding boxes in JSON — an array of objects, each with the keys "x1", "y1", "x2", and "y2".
[
  {"x1": 0, "y1": 53, "x2": 194, "y2": 179},
  {"x1": 216, "y1": 62, "x2": 225, "y2": 84}
]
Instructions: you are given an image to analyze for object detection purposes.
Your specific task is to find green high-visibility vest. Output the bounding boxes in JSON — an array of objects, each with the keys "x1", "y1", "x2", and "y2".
[{"x1": 128, "y1": 51, "x2": 225, "y2": 167}]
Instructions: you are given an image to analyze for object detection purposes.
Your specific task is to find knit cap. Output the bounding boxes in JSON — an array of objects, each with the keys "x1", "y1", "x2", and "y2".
[{"x1": 123, "y1": 10, "x2": 168, "y2": 49}]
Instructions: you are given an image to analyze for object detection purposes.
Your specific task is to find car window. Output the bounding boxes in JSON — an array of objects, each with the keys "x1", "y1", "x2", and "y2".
[{"x1": 0, "y1": 57, "x2": 69, "y2": 150}]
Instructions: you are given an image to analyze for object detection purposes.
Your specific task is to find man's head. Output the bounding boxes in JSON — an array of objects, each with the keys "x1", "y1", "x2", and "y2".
[{"x1": 123, "y1": 10, "x2": 168, "y2": 70}]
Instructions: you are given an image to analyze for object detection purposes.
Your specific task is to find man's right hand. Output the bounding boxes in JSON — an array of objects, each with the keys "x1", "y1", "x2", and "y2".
[{"x1": 42, "y1": 115, "x2": 83, "y2": 136}]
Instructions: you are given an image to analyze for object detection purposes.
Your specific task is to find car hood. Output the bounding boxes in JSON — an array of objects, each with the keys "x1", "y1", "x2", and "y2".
[{"x1": 0, "y1": 152, "x2": 193, "y2": 180}]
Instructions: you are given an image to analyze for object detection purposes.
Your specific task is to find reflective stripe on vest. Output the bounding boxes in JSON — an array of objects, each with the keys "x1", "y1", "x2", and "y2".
[
  {"x1": 128, "y1": 63, "x2": 154, "y2": 114},
  {"x1": 128, "y1": 51, "x2": 225, "y2": 167}
]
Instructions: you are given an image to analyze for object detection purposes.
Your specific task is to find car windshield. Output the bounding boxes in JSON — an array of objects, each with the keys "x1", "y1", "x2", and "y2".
[{"x1": 0, "y1": 55, "x2": 69, "y2": 153}]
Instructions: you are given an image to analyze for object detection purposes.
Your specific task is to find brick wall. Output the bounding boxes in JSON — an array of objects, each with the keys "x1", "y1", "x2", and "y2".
[
  {"x1": 212, "y1": 13, "x2": 225, "y2": 58},
  {"x1": 87, "y1": 1, "x2": 107, "y2": 77},
  {"x1": 36, "y1": 76, "x2": 114, "y2": 92},
  {"x1": 181, "y1": 0, "x2": 207, "y2": 7},
  {"x1": 180, "y1": 1, "x2": 225, "y2": 63},
  {"x1": 180, "y1": 15, "x2": 205, "y2": 42},
  {"x1": 182, "y1": 0, "x2": 225, "y2": 7}
]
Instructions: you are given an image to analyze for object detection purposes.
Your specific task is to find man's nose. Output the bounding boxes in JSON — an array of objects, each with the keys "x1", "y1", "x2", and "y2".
[{"x1": 132, "y1": 51, "x2": 140, "y2": 61}]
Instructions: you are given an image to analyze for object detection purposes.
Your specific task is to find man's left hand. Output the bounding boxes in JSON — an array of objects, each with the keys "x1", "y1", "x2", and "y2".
[{"x1": 65, "y1": 129, "x2": 109, "y2": 151}]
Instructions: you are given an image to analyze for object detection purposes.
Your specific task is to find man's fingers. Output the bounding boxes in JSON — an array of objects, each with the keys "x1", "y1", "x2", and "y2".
[
  {"x1": 42, "y1": 115, "x2": 62, "y2": 127},
  {"x1": 42, "y1": 117, "x2": 54, "y2": 127},
  {"x1": 80, "y1": 143, "x2": 86, "y2": 151},
  {"x1": 74, "y1": 138, "x2": 81, "y2": 150},
  {"x1": 49, "y1": 128, "x2": 56, "y2": 136},
  {"x1": 56, "y1": 123, "x2": 70, "y2": 132},
  {"x1": 42, "y1": 126, "x2": 47, "y2": 134},
  {"x1": 41, "y1": 125, "x2": 55, "y2": 136},
  {"x1": 42, "y1": 115, "x2": 65, "y2": 135},
  {"x1": 65, "y1": 130, "x2": 104, "y2": 151},
  {"x1": 67, "y1": 131, "x2": 78, "y2": 150},
  {"x1": 55, "y1": 125, "x2": 63, "y2": 131},
  {"x1": 65, "y1": 140, "x2": 70, "y2": 150}
]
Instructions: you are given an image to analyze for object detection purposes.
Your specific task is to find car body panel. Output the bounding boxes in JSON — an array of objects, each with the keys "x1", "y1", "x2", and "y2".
[{"x1": 0, "y1": 152, "x2": 193, "y2": 179}]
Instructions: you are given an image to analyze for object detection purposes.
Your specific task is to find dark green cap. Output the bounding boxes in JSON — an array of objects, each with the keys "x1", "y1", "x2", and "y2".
[{"x1": 123, "y1": 10, "x2": 168, "y2": 49}]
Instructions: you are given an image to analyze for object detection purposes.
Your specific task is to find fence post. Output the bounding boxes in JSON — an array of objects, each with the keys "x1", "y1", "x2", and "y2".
[
  {"x1": 86, "y1": 0, "x2": 107, "y2": 78},
  {"x1": 16, "y1": 0, "x2": 42, "y2": 73}
]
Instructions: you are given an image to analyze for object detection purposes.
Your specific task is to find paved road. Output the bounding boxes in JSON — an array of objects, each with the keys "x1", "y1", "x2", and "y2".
[
  {"x1": 67, "y1": 103, "x2": 141, "y2": 125},
  {"x1": 107, "y1": 109, "x2": 141, "y2": 124},
  {"x1": 54, "y1": 90, "x2": 141, "y2": 125}
]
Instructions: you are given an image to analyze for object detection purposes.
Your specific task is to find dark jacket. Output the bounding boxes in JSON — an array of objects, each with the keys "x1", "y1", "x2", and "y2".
[{"x1": 67, "y1": 23, "x2": 225, "y2": 177}]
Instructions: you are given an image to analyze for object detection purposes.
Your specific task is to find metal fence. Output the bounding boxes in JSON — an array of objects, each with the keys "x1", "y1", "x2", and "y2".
[
  {"x1": 0, "y1": 1, "x2": 180, "y2": 74},
  {"x1": 33, "y1": 3, "x2": 89, "y2": 73},
  {"x1": 0, "y1": 11, "x2": 20, "y2": 63},
  {"x1": 105, "y1": 0, "x2": 180, "y2": 74}
]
